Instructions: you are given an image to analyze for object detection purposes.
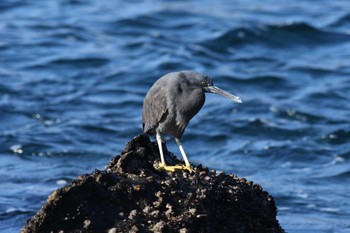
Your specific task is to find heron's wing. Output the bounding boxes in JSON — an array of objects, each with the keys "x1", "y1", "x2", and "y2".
[
  {"x1": 142, "y1": 88, "x2": 168, "y2": 134},
  {"x1": 142, "y1": 109, "x2": 168, "y2": 135}
]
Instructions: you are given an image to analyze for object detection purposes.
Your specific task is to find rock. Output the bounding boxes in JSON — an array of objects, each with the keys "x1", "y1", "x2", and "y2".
[
  {"x1": 151, "y1": 221, "x2": 167, "y2": 233},
  {"x1": 21, "y1": 134, "x2": 285, "y2": 233},
  {"x1": 107, "y1": 228, "x2": 117, "y2": 233}
]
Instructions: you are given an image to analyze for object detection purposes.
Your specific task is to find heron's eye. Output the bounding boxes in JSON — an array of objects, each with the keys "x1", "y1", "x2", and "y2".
[{"x1": 201, "y1": 81, "x2": 207, "y2": 86}]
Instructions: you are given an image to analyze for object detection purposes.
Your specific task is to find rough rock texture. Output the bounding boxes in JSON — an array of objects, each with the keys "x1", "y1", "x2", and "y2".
[{"x1": 22, "y1": 134, "x2": 284, "y2": 233}]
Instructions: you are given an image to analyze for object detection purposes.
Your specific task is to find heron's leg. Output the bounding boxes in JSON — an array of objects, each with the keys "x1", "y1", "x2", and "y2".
[
  {"x1": 175, "y1": 138, "x2": 193, "y2": 172},
  {"x1": 155, "y1": 133, "x2": 192, "y2": 173},
  {"x1": 156, "y1": 132, "x2": 166, "y2": 166}
]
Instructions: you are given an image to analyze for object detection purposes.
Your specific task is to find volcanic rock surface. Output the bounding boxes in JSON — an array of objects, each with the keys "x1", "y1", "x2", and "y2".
[{"x1": 22, "y1": 134, "x2": 284, "y2": 233}]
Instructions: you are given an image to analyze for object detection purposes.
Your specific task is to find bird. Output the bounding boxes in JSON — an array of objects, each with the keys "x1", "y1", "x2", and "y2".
[{"x1": 142, "y1": 70, "x2": 242, "y2": 172}]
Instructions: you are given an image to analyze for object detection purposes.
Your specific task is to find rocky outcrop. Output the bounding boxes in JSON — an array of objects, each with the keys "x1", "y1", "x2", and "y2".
[{"x1": 22, "y1": 134, "x2": 284, "y2": 233}]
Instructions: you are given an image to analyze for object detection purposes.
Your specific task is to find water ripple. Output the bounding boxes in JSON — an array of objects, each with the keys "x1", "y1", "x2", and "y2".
[{"x1": 202, "y1": 22, "x2": 350, "y2": 54}]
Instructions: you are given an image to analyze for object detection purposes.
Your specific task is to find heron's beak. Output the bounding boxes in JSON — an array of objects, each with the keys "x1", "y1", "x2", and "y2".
[{"x1": 205, "y1": 86, "x2": 242, "y2": 103}]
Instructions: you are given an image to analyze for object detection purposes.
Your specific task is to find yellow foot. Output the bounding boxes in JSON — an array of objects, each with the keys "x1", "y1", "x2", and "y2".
[{"x1": 158, "y1": 164, "x2": 194, "y2": 173}]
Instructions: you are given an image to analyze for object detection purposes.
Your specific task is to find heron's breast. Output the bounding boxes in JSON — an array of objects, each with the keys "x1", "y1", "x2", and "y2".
[{"x1": 180, "y1": 91, "x2": 205, "y2": 121}]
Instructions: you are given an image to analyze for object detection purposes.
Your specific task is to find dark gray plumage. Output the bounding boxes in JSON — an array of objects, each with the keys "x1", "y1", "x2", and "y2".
[{"x1": 142, "y1": 70, "x2": 241, "y2": 172}]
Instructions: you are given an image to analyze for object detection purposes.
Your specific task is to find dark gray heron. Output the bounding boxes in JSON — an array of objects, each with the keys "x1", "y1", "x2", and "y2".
[{"x1": 142, "y1": 71, "x2": 242, "y2": 172}]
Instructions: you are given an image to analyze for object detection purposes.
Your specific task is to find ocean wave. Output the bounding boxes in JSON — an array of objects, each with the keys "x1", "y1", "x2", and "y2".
[
  {"x1": 112, "y1": 10, "x2": 203, "y2": 29},
  {"x1": 287, "y1": 65, "x2": 350, "y2": 76},
  {"x1": 320, "y1": 129, "x2": 350, "y2": 145},
  {"x1": 234, "y1": 75, "x2": 287, "y2": 86},
  {"x1": 201, "y1": 22, "x2": 350, "y2": 52},
  {"x1": 306, "y1": 90, "x2": 349, "y2": 103},
  {"x1": 328, "y1": 12, "x2": 350, "y2": 28},
  {"x1": 107, "y1": 10, "x2": 200, "y2": 37},
  {"x1": 312, "y1": 168, "x2": 350, "y2": 182},
  {"x1": 0, "y1": 0, "x2": 26, "y2": 13},
  {"x1": 0, "y1": 83, "x2": 16, "y2": 95},
  {"x1": 330, "y1": 170, "x2": 350, "y2": 180},
  {"x1": 24, "y1": 57, "x2": 110, "y2": 69}
]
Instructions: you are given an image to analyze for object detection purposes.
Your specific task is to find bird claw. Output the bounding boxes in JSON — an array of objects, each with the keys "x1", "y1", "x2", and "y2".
[{"x1": 158, "y1": 164, "x2": 194, "y2": 173}]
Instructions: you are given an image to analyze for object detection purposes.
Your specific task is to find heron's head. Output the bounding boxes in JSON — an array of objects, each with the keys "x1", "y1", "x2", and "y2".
[
  {"x1": 199, "y1": 74, "x2": 242, "y2": 104},
  {"x1": 177, "y1": 71, "x2": 242, "y2": 103}
]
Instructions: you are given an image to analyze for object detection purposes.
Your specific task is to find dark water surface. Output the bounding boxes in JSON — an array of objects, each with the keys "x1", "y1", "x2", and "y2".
[{"x1": 1, "y1": 1, "x2": 350, "y2": 232}]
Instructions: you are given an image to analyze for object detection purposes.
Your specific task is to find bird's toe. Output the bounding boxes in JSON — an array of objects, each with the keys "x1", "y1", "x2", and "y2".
[{"x1": 157, "y1": 164, "x2": 193, "y2": 173}]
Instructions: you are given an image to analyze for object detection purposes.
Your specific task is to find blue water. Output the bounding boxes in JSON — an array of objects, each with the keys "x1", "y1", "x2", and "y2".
[{"x1": 1, "y1": 1, "x2": 350, "y2": 232}]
